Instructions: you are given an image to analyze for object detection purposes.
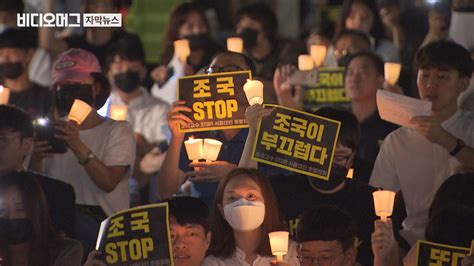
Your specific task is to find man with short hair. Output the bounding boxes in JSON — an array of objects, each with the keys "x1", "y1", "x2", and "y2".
[
  {"x1": 370, "y1": 41, "x2": 474, "y2": 245},
  {"x1": 296, "y1": 205, "x2": 358, "y2": 266},
  {"x1": 0, "y1": 105, "x2": 75, "y2": 237}
]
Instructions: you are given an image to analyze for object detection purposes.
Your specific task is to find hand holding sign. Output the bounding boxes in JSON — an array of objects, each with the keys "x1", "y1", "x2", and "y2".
[
  {"x1": 245, "y1": 104, "x2": 273, "y2": 133},
  {"x1": 167, "y1": 101, "x2": 192, "y2": 139},
  {"x1": 409, "y1": 115, "x2": 451, "y2": 145}
]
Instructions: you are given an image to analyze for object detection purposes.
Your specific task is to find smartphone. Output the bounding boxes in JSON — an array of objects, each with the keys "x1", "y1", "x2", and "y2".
[
  {"x1": 289, "y1": 69, "x2": 319, "y2": 86},
  {"x1": 33, "y1": 117, "x2": 68, "y2": 154}
]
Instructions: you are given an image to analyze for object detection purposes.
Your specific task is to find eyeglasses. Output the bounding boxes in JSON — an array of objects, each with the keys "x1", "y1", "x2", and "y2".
[
  {"x1": 333, "y1": 49, "x2": 349, "y2": 59},
  {"x1": 205, "y1": 65, "x2": 243, "y2": 74},
  {"x1": 298, "y1": 252, "x2": 344, "y2": 266}
]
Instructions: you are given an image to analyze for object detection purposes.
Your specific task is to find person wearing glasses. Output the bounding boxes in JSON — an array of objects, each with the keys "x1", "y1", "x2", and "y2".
[
  {"x1": 240, "y1": 106, "x2": 378, "y2": 266},
  {"x1": 156, "y1": 51, "x2": 255, "y2": 209}
]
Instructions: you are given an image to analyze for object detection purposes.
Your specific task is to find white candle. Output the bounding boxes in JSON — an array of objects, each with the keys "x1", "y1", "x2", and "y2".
[
  {"x1": 268, "y1": 231, "x2": 289, "y2": 262},
  {"x1": 68, "y1": 99, "x2": 92, "y2": 125},
  {"x1": 109, "y1": 105, "x2": 128, "y2": 121},
  {"x1": 372, "y1": 190, "x2": 396, "y2": 222},
  {"x1": 298, "y1": 55, "x2": 314, "y2": 71},
  {"x1": 174, "y1": 39, "x2": 190, "y2": 64},
  {"x1": 0, "y1": 86, "x2": 10, "y2": 105},
  {"x1": 202, "y1": 138, "x2": 223, "y2": 161},
  {"x1": 310, "y1": 45, "x2": 327, "y2": 67},
  {"x1": 384, "y1": 62, "x2": 401, "y2": 86},
  {"x1": 184, "y1": 138, "x2": 204, "y2": 162},
  {"x1": 227, "y1": 37, "x2": 243, "y2": 53},
  {"x1": 243, "y1": 79, "x2": 264, "y2": 106}
]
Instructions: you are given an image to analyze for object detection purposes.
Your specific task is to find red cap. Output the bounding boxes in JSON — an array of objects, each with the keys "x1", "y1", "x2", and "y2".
[{"x1": 51, "y1": 48, "x2": 101, "y2": 85}]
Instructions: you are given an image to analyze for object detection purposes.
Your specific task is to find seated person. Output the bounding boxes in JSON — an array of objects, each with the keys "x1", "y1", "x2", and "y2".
[
  {"x1": 204, "y1": 168, "x2": 300, "y2": 265},
  {"x1": 240, "y1": 106, "x2": 378, "y2": 265},
  {"x1": 156, "y1": 51, "x2": 255, "y2": 208},
  {"x1": 296, "y1": 205, "x2": 358, "y2": 266},
  {"x1": 0, "y1": 105, "x2": 75, "y2": 237},
  {"x1": 0, "y1": 171, "x2": 83, "y2": 265}
]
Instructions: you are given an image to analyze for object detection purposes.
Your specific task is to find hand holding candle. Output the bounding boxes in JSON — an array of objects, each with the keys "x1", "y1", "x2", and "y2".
[
  {"x1": 310, "y1": 45, "x2": 327, "y2": 67},
  {"x1": 243, "y1": 79, "x2": 264, "y2": 106},
  {"x1": 109, "y1": 105, "x2": 128, "y2": 121},
  {"x1": 0, "y1": 86, "x2": 10, "y2": 105},
  {"x1": 384, "y1": 63, "x2": 401, "y2": 86},
  {"x1": 68, "y1": 99, "x2": 92, "y2": 125},
  {"x1": 227, "y1": 37, "x2": 243, "y2": 53},
  {"x1": 372, "y1": 190, "x2": 396, "y2": 222},
  {"x1": 268, "y1": 231, "x2": 289, "y2": 262},
  {"x1": 298, "y1": 55, "x2": 314, "y2": 71},
  {"x1": 174, "y1": 39, "x2": 190, "y2": 64}
]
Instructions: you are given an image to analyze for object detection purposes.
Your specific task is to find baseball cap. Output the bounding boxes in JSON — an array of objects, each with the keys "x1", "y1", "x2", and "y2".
[{"x1": 51, "y1": 48, "x2": 102, "y2": 85}]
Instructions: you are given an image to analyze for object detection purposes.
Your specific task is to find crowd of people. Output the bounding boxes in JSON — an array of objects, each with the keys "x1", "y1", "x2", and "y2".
[{"x1": 0, "y1": 0, "x2": 473, "y2": 265}]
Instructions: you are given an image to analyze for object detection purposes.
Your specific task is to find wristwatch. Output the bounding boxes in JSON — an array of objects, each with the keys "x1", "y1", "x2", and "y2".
[
  {"x1": 449, "y1": 138, "x2": 465, "y2": 156},
  {"x1": 79, "y1": 150, "x2": 95, "y2": 165}
]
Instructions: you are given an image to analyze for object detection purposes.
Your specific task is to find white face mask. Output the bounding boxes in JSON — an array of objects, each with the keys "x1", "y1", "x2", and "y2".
[{"x1": 223, "y1": 198, "x2": 265, "y2": 232}]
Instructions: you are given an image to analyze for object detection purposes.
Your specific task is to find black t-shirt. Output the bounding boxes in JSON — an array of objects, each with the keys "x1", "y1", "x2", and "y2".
[
  {"x1": 8, "y1": 83, "x2": 52, "y2": 119},
  {"x1": 353, "y1": 111, "x2": 398, "y2": 184},
  {"x1": 270, "y1": 174, "x2": 377, "y2": 266},
  {"x1": 28, "y1": 171, "x2": 76, "y2": 238}
]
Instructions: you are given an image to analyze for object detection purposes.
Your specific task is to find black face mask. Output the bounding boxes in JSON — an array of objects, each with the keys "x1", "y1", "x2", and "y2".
[
  {"x1": 308, "y1": 164, "x2": 349, "y2": 191},
  {"x1": 114, "y1": 71, "x2": 141, "y2": 93},
  {"x1": 0, "y1": 218, "x2": 33, "y2": 245},
  {"x1": 55, "y1": 84, "x2": 94, "y2": 117},
  {"x1": 0, "y1": 62, "x2": 24, "y2": 79},
  {"x1": 239, "y1": 28, "x2": 258, "y2": 49},
  {"x1": 185, "y1": 33, "x2": 212, "y2": 51},
  {"x1": 337, "y1": 54, "x2": 352, "y2": 67}
]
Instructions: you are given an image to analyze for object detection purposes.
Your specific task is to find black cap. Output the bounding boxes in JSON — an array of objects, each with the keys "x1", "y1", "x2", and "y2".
[{"x1": 0, "y1": 28, "x2": 37, "y2": 49}]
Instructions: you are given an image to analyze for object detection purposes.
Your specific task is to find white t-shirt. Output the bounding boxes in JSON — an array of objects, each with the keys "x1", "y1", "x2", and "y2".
[
  {"x1": 203, "y1": 241, "x2": 300, "y2": 266},
  {"x1": 151, "y1": 53, "x2": 185, "y2": 105},
  {"x1": 369, "y1": 110, "x2": 474, "y2": 245},
  {"x1": 44, "y1": 118, "x2": 136, "y2": 216}
]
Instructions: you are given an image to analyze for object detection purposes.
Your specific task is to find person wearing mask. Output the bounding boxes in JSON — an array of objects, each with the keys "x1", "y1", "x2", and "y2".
[
  {"x1": 156, "y1": 51, "x2": 254, "y2": 208},
  {"x1": 204, "y1": 168, "x2": 300, "y2": 265},
  {"x1": 150, "y1": 2, "x2": 223, "y2": 105},
  {"x1": 29, "y1": 48, "x2": 136, "y2": 257},
  {"x1": 106, "y1": 35, "x2": 170, "y2": 205},
  {"x1": 240, "y1": 106, "x2": 378, "y2": 266},
  {"x1": 0, "y1": 171, "x2": 83, "y2": 265},
  {"x1": 370, "y1": 41, "x2": 474, "y2": 246},
  {"x1": 85, "y1": 196, "x2": 211, "y2": 266},
  {"x1": 0, "y1": 28, "x2": 52, "y2": 118}
]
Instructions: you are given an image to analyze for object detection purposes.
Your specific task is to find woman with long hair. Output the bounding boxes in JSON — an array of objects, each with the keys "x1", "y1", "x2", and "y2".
[
  {"x1": 0, "y1": 171, "x2": 82, "y2": 266},
  {"x1": 204, "y1": 168, "x2": 300, "y2": 265}
]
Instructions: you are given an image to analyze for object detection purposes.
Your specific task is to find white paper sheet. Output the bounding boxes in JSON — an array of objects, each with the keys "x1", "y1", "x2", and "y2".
[{"x1": 376, "y1": 90, "x2": 432, "y2": 128}]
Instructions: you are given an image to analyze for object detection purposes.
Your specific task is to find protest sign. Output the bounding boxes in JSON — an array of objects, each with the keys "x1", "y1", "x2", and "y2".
[
  {"x1": 178, "y1": 70, "x2": 252, "y2": 132},
  {"x1": 252, "y1": 104, "x2": 341, "y2": 180},
  {"x1": 96, "y1": 203, "x2": 173, "y2": 266},
  {"x1": 415, "y1": 240, "x2": 470, "y2": 266},
  {"x1": 303, "y1": 67, "x2": 350, "y2": 111}
]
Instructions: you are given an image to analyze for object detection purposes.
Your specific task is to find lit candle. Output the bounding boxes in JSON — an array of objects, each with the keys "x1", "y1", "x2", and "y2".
[
  {"x1": 298, "y1": 55, "x2": 314, "y2": 71},
  {"x1": 202, "y1": 138, "x2": 223, "y2": 161},
  {"x1": 310, "y1": 45, "x2": 327, "y2": 67},
  {"x1": 346, "y1": 168, "x2": 354, "y2": 179},
  {"x1": 227, "y1": 37, "x2": 243, "y2": 53},
  {"x1": 0, "y1": 86, "x2": 10, "y2": 105},
  {"x1": 68, "y1": 99, "x2": 92, "y2": 125},
  {"x1": 243, "y1": 79, "x2": 264, "y2": 106},
  {"x1": 109, "y1": 105, "x2": 128, "y2": 121},
  {"x1": 268, "y1": 231, "x2": 289, "y2": 262},
  {"x1": 174, "y1": 39, "x2": 190, "y2": 64},
  {"x1": 384, "y1": 62, "x2": 401, "y2": 86},
  {"x1": 372, "y1": 190, "x2": 396, "y2": 222},
  {"x1": 184, "y1": 138, "x2": 203, "y2": 163}
]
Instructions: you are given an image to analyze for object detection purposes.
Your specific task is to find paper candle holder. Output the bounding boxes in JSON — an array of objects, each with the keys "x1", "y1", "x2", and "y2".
[
  {"x1": 372, "y1": 190, "x2": 396, "y2": 222},
  {"x1": 174, "y1": 39, "x2": 190, "y2": 64},
  {"x1": 203, "y1": 138, "x2": 223, "y2": 161},
  {"x1": 310, "y1": 45, "x2": 327, "y2": 67},
  {"x1": 269, "y1": 231, "x2": 289, "y2": 262},
  {"x1": 227, "y1": 37, "x2": 243, "y2": 53},
  {"x1": 184, "y1": 138, "x2": 204, "y2": 162},
  {"x1": 384, "y1": 62, "x2": 401, "y2": 86},
  {"x1": 0, "y1": 86, "x2": 10, "y2": 105},
  {"x1": 243, "y1": 79, "x2": 264, "y2": 106},
  {"x1": 184, "y1": 138, "x2": 223, "y2": 162},
  {"x1": 68, "y1": 99, "x2": 92, "y2": 125},
  {"x1": 109, "y1": 105, "x2": 128, "y2": 121},
  {"x1": 298, "y1": 55, "x2": 314, "y2": 71},
  {"x1": 346, "y1": 168, "x2": 354, "y2": 179}
]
